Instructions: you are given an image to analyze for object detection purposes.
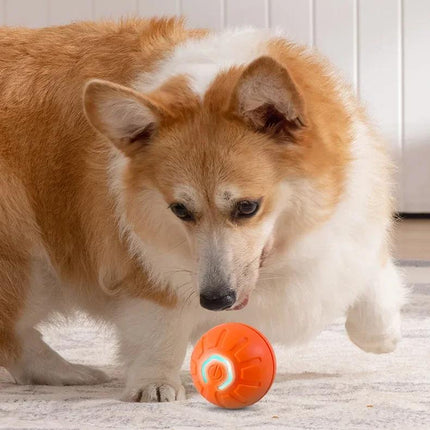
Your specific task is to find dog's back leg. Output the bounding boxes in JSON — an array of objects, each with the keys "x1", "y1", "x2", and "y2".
[
  {"x1": 0, "y1": 172, "x2": 107, "y2": 386},
  {"x1": 0, "y1": 248, "x2": 29, "y2": 367},
  {"x1": 1, "y1": 252, "x2": 108, "y2": 386},
  {"x1": 0, "y1": 169, "x2": 35, "y2": 368},
  {"x1": 1, "y1": 251, "x2": 108, "y2": 386}
]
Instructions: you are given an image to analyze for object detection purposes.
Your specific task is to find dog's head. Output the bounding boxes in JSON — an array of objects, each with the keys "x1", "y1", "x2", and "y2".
[{"x1": 84, "y1": 55, "x2": 347, "y2": 311}]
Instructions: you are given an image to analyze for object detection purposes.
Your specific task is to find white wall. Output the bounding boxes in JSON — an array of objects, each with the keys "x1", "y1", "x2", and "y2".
[{"x1": 1, "y1": 0, "x2": 429, "y2": 213}]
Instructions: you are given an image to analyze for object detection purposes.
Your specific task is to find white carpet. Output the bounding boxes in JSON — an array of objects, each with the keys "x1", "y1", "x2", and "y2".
[{"x1": 1, "y1": 268, "x2": 429, "y2": 430}]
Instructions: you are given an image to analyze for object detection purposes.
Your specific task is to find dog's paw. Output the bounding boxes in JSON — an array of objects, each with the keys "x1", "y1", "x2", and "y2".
[
  {"x1": 12, "y1": 362, "x2": 109, "y2": 386},
  {"x1": 121, "y1": 380, "x2": 186, "y2": 403},
  {"x1": 57, "y1": 363, "x2": 109, "y2": 386},
  {"x1": 345, "y1": 320, "x2": 401, "y2": 354}
]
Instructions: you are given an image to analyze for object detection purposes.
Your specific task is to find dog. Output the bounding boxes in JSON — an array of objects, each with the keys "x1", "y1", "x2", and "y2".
[{"x1": 0, "y1": 18, "x2": 404, "y2": 402}]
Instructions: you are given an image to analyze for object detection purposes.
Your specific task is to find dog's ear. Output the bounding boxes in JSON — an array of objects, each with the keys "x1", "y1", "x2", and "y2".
[
  {"x1": 84, "y1": 79, "x2": 164, "y2": 156},
  {"x1": 229, "y1": 56, "x2": 307, "y2": 140}
]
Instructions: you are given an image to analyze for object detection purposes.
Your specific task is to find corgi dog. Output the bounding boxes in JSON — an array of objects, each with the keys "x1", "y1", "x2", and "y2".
[{"x1": 0, "y1": 18, "x2": 404, "y2": 402}]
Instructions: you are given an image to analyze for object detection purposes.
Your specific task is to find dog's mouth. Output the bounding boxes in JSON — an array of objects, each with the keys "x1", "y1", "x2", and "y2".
[
  {"x1": 227, "y1": 249, "x2": 266, "y2": 311},
  {"x1": 227, "y1": 294, "x2": 249, "y2": 311}
]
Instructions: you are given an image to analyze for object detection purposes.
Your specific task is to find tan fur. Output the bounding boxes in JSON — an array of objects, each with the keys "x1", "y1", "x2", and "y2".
[{"x1": 266, "y1": 40, "x2": 351, "y2": 200}]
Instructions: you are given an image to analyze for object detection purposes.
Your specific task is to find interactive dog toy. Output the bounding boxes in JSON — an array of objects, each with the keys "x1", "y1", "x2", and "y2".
[{"x1": 190, "y1": 322, "x2": 276, "y2": 409}]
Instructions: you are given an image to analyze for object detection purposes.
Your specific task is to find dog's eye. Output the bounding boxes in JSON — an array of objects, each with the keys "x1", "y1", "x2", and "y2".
[
  {"x1": 234, "y1": 200, "x2": 260, "y2": 218},
  {"x1": 169, "y1": 203, "x2": 194, "y2": 221}
]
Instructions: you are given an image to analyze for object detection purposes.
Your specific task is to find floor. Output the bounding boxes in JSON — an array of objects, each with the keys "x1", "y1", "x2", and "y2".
[{"x1": 394, "y1": 218, "x2": 430, "y2": 261}]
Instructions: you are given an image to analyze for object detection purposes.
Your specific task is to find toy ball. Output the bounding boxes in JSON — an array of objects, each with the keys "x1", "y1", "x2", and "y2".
[{"x1": 190, "y1": 322, "x2": 276, "y2": 409}]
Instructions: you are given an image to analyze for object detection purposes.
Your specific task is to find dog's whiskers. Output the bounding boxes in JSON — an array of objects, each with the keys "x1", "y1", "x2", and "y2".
[{"x1": 179, "y1": 285, "x2": 198, "y2": 313}]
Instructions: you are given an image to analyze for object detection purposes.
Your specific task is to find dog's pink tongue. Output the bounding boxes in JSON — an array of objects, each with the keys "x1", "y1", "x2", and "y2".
[{"x1": 229, "y1": 295, "x2": 249, "y2": 311}]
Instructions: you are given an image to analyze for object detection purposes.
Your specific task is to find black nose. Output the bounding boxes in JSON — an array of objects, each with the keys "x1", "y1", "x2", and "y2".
[{"x1": 200, "y1": 289, "x2": 236, "y2": 311}]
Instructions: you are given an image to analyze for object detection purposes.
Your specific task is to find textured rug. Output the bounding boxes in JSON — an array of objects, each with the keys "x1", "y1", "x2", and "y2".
[{"x1": 0, "y1": 269, "x2": 429, "y2": 429}]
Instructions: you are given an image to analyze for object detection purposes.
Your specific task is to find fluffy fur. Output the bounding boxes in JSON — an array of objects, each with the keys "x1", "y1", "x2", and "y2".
[{"x1": 0, "y1": 18, "x2": 404, "y2": 402}]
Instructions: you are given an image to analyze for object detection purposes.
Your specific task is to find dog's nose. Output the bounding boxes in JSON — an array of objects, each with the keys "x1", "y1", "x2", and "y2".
[{"x1": 200, "y1": 289, "x2": 236, "y2": 311}]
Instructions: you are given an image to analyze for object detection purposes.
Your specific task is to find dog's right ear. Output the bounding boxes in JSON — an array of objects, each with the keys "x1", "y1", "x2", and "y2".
[{"x1": 83, "y1": 79, "x2": 164, "y2": 156}]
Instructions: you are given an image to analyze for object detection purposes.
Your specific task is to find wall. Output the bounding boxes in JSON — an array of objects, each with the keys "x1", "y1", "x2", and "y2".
[{"x1": 1, "y1": 0, "x2": 429, "y2": 212}]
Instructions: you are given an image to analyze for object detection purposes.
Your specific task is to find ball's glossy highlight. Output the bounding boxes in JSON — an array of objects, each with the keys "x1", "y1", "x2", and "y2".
[{"x1": 190, "y1": 323, "x2": 276, "y2": 409}]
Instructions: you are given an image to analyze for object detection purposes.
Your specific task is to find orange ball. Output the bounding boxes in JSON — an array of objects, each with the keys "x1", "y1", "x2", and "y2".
[{"x1": 190, "y1": 322, "x2": 276, "y2": 409}]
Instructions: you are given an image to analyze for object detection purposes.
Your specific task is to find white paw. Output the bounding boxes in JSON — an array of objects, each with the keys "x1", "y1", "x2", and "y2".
[
  {"x1": 121, "y1": 381, "x2": 186, "y2": 403},
  {"x1": 55, "y1": 363, "x2": 109, "y2": 386},
  {"x1": 8, "y1": 329, "x2": 109, "y2": 386},
  {"x1": 345, "y1": 320, "x2": 401, "y2": 354},
  {"x1": 12, "y1": 362, "x2": 109, "y2": 386}
]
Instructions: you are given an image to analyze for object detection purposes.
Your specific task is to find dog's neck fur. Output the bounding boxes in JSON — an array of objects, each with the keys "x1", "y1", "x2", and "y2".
[{"x1": 133, "y1": 28, "x2": 278, "y2": 97}]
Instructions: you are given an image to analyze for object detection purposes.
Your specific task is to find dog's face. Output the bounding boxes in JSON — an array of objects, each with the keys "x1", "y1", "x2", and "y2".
[
  {"x1": 84, "y1": 56, "x2": 345, "y2": 311},
  {"x1": 140, "y1": 116, "x2": 283, "y2": 311}
]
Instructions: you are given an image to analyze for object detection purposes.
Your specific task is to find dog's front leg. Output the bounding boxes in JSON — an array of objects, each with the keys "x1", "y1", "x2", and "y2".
[
  {"x1": 345, "y1": 259, "x2": 405, "y2": 353},
  {"x1": 114, "y1": 297, "x2": 193, "y2": 402}
]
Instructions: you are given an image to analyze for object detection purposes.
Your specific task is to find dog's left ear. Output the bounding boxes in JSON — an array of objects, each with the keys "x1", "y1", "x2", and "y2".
[{"x1": 229, "y1": 56, "x2": 307, "y2": 140}]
